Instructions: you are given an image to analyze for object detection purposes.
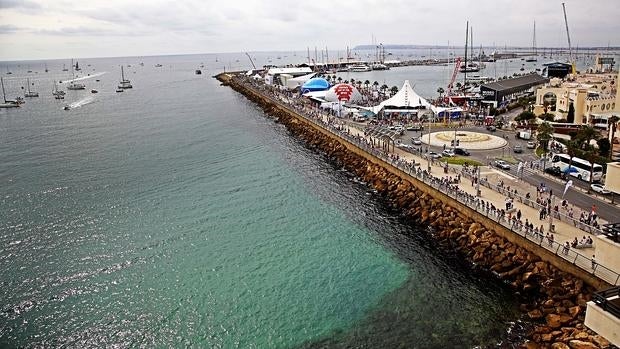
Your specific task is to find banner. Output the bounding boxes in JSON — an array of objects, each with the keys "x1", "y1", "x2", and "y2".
[{"x1": 562, "y1": 180, "x2": 573, "y2": 198}]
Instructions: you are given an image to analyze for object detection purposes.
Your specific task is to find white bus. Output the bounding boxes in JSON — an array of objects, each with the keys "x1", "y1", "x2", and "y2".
[{"x1": 551, "y1": 153, "x2": 604, "y2": 182}]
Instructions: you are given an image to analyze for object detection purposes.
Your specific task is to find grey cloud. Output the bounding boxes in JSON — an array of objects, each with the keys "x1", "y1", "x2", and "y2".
[
  {"x1": 36, "y1": 26, "x2": 146, "y2": 37},
  {"x1": 0, "y1": 0, "x2": 41, "y2": 9},
  {"x1": 0, "y1": 24, "x2": 23, "y2": 33}
]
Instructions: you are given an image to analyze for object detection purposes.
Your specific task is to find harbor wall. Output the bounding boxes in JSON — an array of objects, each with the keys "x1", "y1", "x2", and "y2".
[{"x1": 216, "y1": 73, "x2": 613, "y2": 348}]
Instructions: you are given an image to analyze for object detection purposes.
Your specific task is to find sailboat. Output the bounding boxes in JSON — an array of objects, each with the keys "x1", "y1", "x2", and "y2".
[
  {"x1": 460, "y1": 22, "x2": 480, "y2": 73},
  {"x1": 525, "y1": 21, "x2": 538, "y2": 62},
  {"x1": 24, "y1": 78, "x2": 39, "y2": 97},
  {"x1": 45, "y1": 64, "x2": 48, "y2": 73},
  {"x1": 117, "y1": 65, "x2": 132, "y2": 89},
  {"x1": 75, "y1": 61, "x2": 81, "y2": 71},
  {"x1": 62, "y1": 64, "x2": 68, "y2": 72},
  {"x1": 0, "y1": 77, "x2": 20, "y2": 108},
  {"x1": 53, "y1": 81, "x2": 65, "y2": 99},
  {"x1": 67, "y1": 59, "x2": 85, "y2": 90}
]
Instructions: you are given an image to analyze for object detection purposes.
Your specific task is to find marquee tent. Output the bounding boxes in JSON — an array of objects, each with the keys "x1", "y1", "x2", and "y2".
[
  {"x1": 367, "y1": 80, "x2": 432, "y2": 114},
  {"x1": 285, "y1": 72, "x2": 317, "y2": 90}
]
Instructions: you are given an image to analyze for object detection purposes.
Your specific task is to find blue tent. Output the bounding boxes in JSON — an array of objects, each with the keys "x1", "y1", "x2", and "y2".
[{"x1": 301, "y1": 78, "x2": 330, "y2": 93}]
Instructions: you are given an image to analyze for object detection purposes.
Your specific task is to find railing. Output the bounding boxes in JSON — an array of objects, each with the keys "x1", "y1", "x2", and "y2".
[
  {"x1": 230, "y1": 75, "x2": 620, "y2": 286},
  {"x1": 592, "y1": 286, "x2": 620, "y2": 319}
]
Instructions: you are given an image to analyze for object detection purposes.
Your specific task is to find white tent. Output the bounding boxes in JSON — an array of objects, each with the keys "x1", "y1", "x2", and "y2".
[
  {"x1": 286, "y1": 72, "x2": 317, "y2": 90},
  {"x1": 368, "y1": 80, "x2": 433, "y2": 114}
]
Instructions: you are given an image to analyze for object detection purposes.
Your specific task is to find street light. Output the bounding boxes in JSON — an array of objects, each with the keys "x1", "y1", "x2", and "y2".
[{"x1": 427, "y1": 115, "x2": 432, "y2": 172}]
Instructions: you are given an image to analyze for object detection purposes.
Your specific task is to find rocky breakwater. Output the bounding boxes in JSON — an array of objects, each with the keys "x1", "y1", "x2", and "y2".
[{"x1": 219, "y1": 76, "x2": 612, "y2": 349}]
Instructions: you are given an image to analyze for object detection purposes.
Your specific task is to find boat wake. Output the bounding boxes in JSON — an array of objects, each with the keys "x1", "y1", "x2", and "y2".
[
  {"x1": 66, "y1": 97, "x2": 95, "y2": 110},
  {"x1": 61, "y1": 72, "x2": 106, "y2": 84}
]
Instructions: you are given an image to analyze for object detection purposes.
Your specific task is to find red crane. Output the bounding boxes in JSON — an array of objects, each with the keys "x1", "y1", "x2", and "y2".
[{"x1": 446, "y1": 57, "x2": 462, "y2": 102}]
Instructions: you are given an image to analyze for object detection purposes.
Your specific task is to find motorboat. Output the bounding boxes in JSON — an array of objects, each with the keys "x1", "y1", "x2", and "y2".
[
  {"x1": 371, "y1": 63, "x2": 389, "y2": 70},
  {"x1": 67, "y1": 59, "x2": 86, "y2": 90},
  {"x1": 91, "y1": 89, "x2": 98, "y2": 93},
  {"x1": 195, "y1": 69, "x2": 202, "y2": 75},
  {"x1": 63, "y1": 105, "x2": 70, "y2": 110},
  {"x1": 459, "y1": 62, "x2": 480, "y2": 73},
  {"x1": 155, "y1": 64, "x2": 162, "y2": 67},
  {"x1": 115, "y1": 88, "x2": 124, "y2": 93}
]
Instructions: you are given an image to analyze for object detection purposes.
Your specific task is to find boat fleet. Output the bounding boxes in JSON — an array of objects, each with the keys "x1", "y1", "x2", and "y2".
[{"x1": 0, "y1": 60, "x2": 135, "y2": 110}]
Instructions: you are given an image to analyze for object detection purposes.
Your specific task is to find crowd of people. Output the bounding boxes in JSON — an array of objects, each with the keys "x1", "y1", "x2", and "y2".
[{"x1": 235, "y1": 74, "x2": 603, "y2": 272}]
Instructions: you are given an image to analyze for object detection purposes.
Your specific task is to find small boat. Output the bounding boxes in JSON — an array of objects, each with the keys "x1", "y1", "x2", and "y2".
[
  {"x1": 155, "y1": 64, "x2": 163, "y2": 67},
  {"x1": 53, "y1": 81, "x2": 65, "y2": 98},
  {"x1": 0, "y1": 77, "x2": 20, "y2": 108},
  {"x1": 91, "y1": 89, "x2": 98, "y2": 93},
  {"x1": 63, "y1": 105, "x2": 70, "y2": 110},
  {"x1": 75, "y1": 61, "x2": 81, "y2": 71},
  {"x1": 24, "y1": 78, "x2": 39, "y2": 97},
  {"x1": 62, "y1": 64, "x2": 68, "y2": 72},
  {"x1": 45, "y1": 64, "x2": 48, "y2": 73},
  {"x1": 117, "y1": 65, "x2": 132, "y2": 89},
  {"x1": 95, "y1": 79, "x2": 100, "y2": 82},
  {"x1": 195, "y1": 69, "x2": 202, "y2": 75},
  {"x1": 115, "y1": 87, "x2": 124, "y2": 93}
]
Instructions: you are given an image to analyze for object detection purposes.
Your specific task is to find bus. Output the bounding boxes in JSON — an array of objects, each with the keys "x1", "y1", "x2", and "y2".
[{"x1": 551, "y1": 153, "x2": 604, "y2": 182}]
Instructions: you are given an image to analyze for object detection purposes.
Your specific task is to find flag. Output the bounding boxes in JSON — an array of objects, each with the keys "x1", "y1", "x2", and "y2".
[{"x1": 562, "y1": 180, "x2": 573, "y2": 198}]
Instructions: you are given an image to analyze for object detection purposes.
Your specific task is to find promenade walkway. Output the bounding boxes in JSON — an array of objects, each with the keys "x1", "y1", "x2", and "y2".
[{"x1": 228, "y1": 75, "x2": 620, "y2": 286}]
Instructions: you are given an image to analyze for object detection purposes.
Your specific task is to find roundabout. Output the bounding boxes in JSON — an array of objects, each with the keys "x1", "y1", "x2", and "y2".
[{"x1": 420, "y1": 130, "x2": 508, "y2": 150}]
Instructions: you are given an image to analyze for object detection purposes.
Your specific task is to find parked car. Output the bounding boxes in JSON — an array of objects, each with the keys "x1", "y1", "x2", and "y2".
[
  {"x1": 544, "y1": 166, "x2": 562, "y2": 177},
  {"x1": 590, "y1": 184, "x2": 610, "y2": 195},
  {"x1": 411, "y1": 138, "x2": 422, "y2": 145},
  {"x1": 513, "y1": 145, "x2": 523, "y2": 153},
  {"x1": 442, "y1": 149, "x2": 455, "y2": 157},
  {"x1": 407, "y1": 123, "x2": 423, "y2": 131},
  {"x1": 428, "y1": 151, "x2": 442, "y2": 159},
  {"x1": 493, "y1": 160, "x2": 511, "y2": 170},
  {"x1": 526, "y1": 141, "x2": 536, "y2": 149},
  {"x1": 453, "y1": 148, "x2": 470, "y2": 156},
  {"x1": 486, "y1": 125, "x2": 497, "y2": 131}
]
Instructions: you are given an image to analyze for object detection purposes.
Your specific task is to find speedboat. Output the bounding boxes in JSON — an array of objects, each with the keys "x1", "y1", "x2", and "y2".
[
  {"x1": 91, "y1": 89, "x2": 98, "y2": 93},
  {"x1": 195, "y1": 69, "x2": 202, "y2": 75},
  {"x1": 115, "y1": 88, "x2": 124, "y2": 93},
  {"x1": 63, "y1": 105, "x2": 70, "y2": 110}
]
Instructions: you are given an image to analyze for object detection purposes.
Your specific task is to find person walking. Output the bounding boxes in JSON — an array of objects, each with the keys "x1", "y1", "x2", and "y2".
[{"x1": 591, "y1": 255, "x2": 597, "y2": 269}]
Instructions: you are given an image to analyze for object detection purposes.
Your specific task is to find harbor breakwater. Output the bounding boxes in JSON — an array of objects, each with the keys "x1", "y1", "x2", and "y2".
[{"x1": 216, "y1": 73, "x2": 612, "y2": 349}]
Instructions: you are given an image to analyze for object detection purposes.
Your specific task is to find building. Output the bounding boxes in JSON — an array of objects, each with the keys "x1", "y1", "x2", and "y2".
[
  {"x1": 543, "y1": 62, "x2": 572, "y2": 79},
  {"x1": 480, "y1": 73, "x2": 549, "y2": 107},
  {"x1": 264, "y1": 67, "x2": 313, "y2": 86},
  {"x1": 533, "y1": 71, "x2": 619, "y2": 127}
]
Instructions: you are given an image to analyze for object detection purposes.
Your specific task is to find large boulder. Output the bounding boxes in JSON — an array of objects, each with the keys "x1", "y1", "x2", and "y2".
[
  {"x1": 551, "y1": 343, "x2": 570, "y2": 349},
  {"x1": 546, "y1": 314, "x2": 562, "y2": 328},
  {"x1": 568, "y1": 340, "x2": 600, "y2": 349}
]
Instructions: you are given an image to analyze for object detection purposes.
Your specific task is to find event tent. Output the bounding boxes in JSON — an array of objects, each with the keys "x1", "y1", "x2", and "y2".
[
  {"x1": 325, "y1": 83, "x2": 363, "y2": 103},
  {"x1": 367, "y1": 80, "x2": 432, "y2": 114},
  {"x1": 300, "y1": 78, "x2": 330, "y2": 93}
]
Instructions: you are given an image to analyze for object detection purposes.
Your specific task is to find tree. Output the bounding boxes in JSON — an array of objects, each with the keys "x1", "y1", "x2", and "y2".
[
  {"x1": 597, "y1": 138, "x2": 611, "y2": 158},
  {"x1": 575, "y1": 125, "x2": 599, "y2": 151},
  {"x1": 584, "y1": 145, "x2": 600, "y2": 193},
  {"x1": 390, "y1": 86, "x2": 399, "y2": 96},
  {"x1": 541, "y1": 113, "x2": 555, "y2": 122},
  {"x1": 364, "y1": 80, "x2": 370, "y2": 90},
  {"x1": 567, "y1": 103, "x2": 575, "y2": 123},
  {"x1": 609, "y1": 115, "x2": 619, "y2": 160},
  {"x1": 566, "y1": 140, "x2": 579, "y2": 179},
  {"x1": 515, "y1": 110, "x2": 536, "y2": 122},
  {"x1": 537, "y1": 121, "x2": 554, "y2": 152},
  {"x1": 380, "y1": 84, "x2": 389, "y2": 94},
  {"x1": 373, "y1": 81, "x2": 379, "y2": 90},
  {"x1": 337, "y1": 76, "x2": 343, "y2": 83},
  {"x1": 437, "y1": 87, "x2": 445, "y2": 99},
  {"x1": 455, "y1": 82, "x2": 462, "y2": 89}
]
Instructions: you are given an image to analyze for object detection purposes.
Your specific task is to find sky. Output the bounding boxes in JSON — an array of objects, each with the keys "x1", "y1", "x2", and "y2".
[{"x1": 0, "y1": 0, "x2": 618, "y2": 60}]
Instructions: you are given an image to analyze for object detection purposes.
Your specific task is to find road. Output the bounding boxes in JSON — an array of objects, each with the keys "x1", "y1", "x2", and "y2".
[{"x1": 364, "y1": 121, "x2": 619, "y2": 224}]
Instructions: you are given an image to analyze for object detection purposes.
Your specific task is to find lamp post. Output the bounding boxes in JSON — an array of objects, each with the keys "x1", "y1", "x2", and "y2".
[
  {"x1": 476, "y1": 164, "x2": 481, "y2": 197},
  {"x1": 427, "y1": 115, "x2": 432, "y2": 172},
  {"x1": 548, "y1": 194, "x2": 555, "y2": 233}
]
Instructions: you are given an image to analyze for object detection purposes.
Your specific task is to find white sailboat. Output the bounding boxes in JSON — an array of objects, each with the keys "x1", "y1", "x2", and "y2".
[
  {"x1": 0, "y1": 77, "x2": 20, "y2": 108},
  {"x1": 24, "y1": 78, "x2": 39, "y2": 97},
  {"x1": 117, "y1": 65, "x2": 132, "y2": 89},
  {"x1": 525, "y1": 21, "x2": 538, "y2": 62},
  {"x1": 53, "y1": 81, "x2": 65, "y2": 99},
  {"x1": 67, "y1": 59, "x2": 85, "y2": 90}
]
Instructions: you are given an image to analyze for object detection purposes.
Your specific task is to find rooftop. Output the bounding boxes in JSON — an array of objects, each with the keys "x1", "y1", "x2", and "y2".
[{"x1": 481, "y1": 73, "x2": 549, "y2": 93}]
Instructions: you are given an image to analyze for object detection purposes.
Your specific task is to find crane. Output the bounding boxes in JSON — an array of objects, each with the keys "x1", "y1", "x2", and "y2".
[
  {"x1": 561, "y1": 3, "x2": 575, "y2": 74},
  {"x1": 245, "y1": 52, "x2": 256, "y2": 70},
  {"x1": 446, "y1": 57, "x2": 462, "y2": 101}
]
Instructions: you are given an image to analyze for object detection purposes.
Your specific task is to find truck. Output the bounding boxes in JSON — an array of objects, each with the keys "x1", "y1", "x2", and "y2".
[{"x1": 516, "y1": 131, "x2": 531, "y2": 140}]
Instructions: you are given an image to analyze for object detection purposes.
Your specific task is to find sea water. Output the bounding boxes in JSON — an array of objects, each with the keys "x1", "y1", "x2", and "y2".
[{"x1": 1, "y1": 55, "x2": 521, "y2": 348}]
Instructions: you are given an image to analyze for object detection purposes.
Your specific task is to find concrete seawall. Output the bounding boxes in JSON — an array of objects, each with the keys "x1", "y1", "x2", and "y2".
[{"x1": 216, "y1": 73, "x2": 613, "y2": 349}]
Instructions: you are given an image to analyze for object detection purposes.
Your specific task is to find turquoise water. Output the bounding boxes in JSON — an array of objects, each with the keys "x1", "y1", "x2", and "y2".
[{"x1": 1, "y1": 56, "x2": 520, "y2": 348}]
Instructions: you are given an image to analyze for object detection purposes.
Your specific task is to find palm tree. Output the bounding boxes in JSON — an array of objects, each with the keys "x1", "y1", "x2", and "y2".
[
  {"x1": 576, "y1": 125, "x2": 599, "y2": 150},
  {"x1": 584, "y1": 146, "x2": 600, "y2": 193},
  {"x1": 337, "y1": 77, "x2": 343, "y2": 84},
  {"x1": 437, "y1": 87, "x2": 445, "y2": 99},
  {"x1": 390, "y1": 85, "x2": 399, "y2": 96},
  {"x1": 364, "y1": 80, "x2": 370, "y2": 90},
  {"x1": 373, "y1": 81, "x2": 379, "y2": 90},
  {"x1": 608, "y1": 115, "x2": 619, "y2": 160},
  {"x1": 380, "y1": 84, "x2": 389, "y2": 94},
  {"x1": 536, "y1": 121, "x2": 554, "y2": 153},
  {"x1": 350, "y1": 78, "x2": 355, "y2": 86}
]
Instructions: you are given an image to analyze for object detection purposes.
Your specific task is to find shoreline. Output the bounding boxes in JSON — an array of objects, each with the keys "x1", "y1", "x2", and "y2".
[{"x1": 216, "y1": 72, "x2": 613, "y2": 349}]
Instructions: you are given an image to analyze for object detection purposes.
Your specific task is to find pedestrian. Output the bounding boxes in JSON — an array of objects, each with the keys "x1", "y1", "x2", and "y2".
[{"x1": 591, "y1": 255, "x2": 597, "y2": 269}]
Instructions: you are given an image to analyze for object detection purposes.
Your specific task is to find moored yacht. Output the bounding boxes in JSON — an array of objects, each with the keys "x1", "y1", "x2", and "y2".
[
  {"x1": 67, "y1": 59, "x2": 85, "y2": 90},
  {"x1": 24, "y1": 78, "x2": 39, "y2": 97},
  {"x1": 349, "y1": 64, "x2": 371, "y2": 72}
]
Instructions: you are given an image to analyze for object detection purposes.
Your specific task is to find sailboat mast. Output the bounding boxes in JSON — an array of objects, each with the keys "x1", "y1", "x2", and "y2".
[
  {"x1": 464, "y1": 21, "x2": 469, "y2": 84},
  {"x1": 1, "y1": 77, "x2": 7, "y2": 103},
  {"x1": 533, "y1": 21, "x2": 537, "y2": 55},
  {"x1": 121, "y1": 65, "x2": 125, "y2": 81}
]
